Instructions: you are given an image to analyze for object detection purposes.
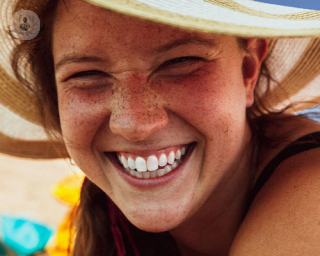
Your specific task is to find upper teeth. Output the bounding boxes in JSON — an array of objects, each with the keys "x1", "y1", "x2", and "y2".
[{"x1": 117, "y1": 146, "x2": 187, "y2": 172}]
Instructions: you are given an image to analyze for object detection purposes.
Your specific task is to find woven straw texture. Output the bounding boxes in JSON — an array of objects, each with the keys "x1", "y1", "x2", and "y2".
[
  {"x1": 87, "y1": 0, "x2": 320, "y2": 37},
  {"x1": 1, "y1": 0, "x2": 320, "y2": 159}
]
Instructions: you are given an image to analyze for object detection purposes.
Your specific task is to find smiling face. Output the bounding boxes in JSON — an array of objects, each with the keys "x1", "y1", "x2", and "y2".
[{"x1": 52, "y1": 0, "x2": 266, "y2": 232}]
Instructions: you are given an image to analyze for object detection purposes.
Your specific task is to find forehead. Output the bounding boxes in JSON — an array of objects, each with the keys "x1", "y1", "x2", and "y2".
[
  {"x1": 52, "y1": 0, "x2": 227, "y2": 56},
  {"x1": 55, "y1": 0, "x2": 198, "y2": 37}
]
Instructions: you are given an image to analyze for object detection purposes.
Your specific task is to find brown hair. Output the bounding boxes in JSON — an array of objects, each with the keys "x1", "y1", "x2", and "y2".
[
  {"x1": 7, "y1": 1, "x2": 292, "y2": 255},
  {"x1": 10, "y1": 0, "x2": 61, "y2": 137}
]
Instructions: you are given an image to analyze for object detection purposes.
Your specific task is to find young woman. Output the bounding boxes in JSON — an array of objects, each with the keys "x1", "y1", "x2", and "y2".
[{"x1": 1, "y1": 0, "x2": 320, "y2": 255}]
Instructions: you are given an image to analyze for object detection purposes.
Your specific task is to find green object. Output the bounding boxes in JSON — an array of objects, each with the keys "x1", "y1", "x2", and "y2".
[{"x1": 0, "y1": 216, "x2": 53, "y2": 255}]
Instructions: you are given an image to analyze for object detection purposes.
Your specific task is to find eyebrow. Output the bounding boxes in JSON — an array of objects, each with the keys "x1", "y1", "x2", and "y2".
[
  {"x1": 55, "y1": 36, "x2": 217, "y2": 72},
  {"x1": 55, "y1": 56, "x2": 106, "y2": 72},
  {"x1": 150, "y1": 36, "x2": 217, "y2": 55}
]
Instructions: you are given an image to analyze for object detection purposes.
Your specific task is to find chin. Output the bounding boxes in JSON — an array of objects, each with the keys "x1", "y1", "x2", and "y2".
[
  {"x1": 127, "y1": 214, "x2": 183, "y2": 233},
  {"x1": 115, "y1": 195, "x2": 194, "y2": 233}
]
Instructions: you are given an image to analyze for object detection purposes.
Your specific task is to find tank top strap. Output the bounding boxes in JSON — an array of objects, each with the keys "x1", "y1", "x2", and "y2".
[{"x1": 248, "y1": 132, "x2": 320, "y2": 208}]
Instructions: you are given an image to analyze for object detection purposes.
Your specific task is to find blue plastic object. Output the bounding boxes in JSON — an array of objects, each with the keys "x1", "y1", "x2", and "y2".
[{"x1": 0, "y1": 215, "x2": 53, "y2": 255}]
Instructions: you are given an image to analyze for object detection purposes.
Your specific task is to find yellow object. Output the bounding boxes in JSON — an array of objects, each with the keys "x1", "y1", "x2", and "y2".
[
  {"x1": 51, "y1": 173, "x2": 85, "y2": 205},
  {"x1": 46, "y1": 173, "x2": 85, "y2": 256},
  {"x1": 46, "y1": 208, "x2": 76, "y2": 256}
]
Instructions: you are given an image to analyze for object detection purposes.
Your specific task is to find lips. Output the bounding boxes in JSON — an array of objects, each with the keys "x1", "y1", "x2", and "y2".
[{"x1": 106, "y1": 143, "x2": 193, "y2": 179}]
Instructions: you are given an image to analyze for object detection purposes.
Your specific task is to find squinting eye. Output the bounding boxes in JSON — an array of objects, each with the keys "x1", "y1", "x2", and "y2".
[
  {"x1": 163, "y1": 56, "x2": 203, "y2": 68},
  {"x1": 69, "y1": 70, "x2": 107, "y2": 79}
]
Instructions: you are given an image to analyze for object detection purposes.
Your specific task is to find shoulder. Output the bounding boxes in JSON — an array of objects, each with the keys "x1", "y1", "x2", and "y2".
[{"x1": 230, "y1": 116, "x2": 320, "y2": 255}]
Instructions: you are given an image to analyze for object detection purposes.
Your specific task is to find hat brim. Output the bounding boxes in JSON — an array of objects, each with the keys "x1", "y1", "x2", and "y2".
[{"x1": 84, "y1": 0, "x2": 320, "y2": 37}]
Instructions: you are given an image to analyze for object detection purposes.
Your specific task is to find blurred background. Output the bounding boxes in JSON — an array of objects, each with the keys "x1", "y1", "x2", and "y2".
[
  {"x1": 0, "y1": 154, "x2": 82, "y2": 255},
  {"x1": 0, "y1": 154, "x2": 79, "y2": 227}
]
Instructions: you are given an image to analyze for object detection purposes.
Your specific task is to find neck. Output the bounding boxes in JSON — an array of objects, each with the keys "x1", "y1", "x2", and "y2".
[
  {"x1": 170, "y1": 186, "x2": 250, "y2": 256},
  {"x1": 169, "y1": 126, "x2": 256, "y2": 256}
]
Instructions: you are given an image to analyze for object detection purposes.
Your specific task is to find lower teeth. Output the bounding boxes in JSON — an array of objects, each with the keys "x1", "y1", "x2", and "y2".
[{"x1": 124, "y1": 159, "x2": 182, "y2": 178}]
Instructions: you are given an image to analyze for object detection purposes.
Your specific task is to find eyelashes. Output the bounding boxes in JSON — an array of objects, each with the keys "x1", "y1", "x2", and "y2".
[
  {"x1": 68, "y1": 70, "x2": 108, "y2": 79},
  {"x1": 68, "y1": 56, "x2": 204, "y2": 80},
  {"x1": 161, "y1": 56, "x2": 203, "y2": 68}
]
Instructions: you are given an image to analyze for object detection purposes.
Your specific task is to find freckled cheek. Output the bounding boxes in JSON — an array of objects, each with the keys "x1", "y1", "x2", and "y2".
[
  {"x1": 157, "y1": 74, "x2": 245, "y2": 134},
  {"x1": 58, "y1": 93, "x2": 111, "y2": 146}
]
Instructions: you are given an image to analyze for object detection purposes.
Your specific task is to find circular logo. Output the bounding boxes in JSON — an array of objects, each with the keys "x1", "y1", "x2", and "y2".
[{"x1": 10, "y1": 10, "x2": 40, "y2": 40}]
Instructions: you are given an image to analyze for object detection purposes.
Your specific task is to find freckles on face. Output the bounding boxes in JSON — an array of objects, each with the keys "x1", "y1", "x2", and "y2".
[
  {"x1": 57, "y1": 79, "x2": 111, "y2": 144},
  {"x1": 156, "y1": 53, "x2": 246, "y2": 139},
  {"x1": 107, "y1": 73, "x2": 170, "y2": 141},
  {"x1": 52, "y1": 0, "x2": 252, "y2": 232}
]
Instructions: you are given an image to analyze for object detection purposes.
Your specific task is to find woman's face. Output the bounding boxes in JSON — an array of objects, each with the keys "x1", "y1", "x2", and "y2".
[{"x1": 53, "y1": 0, "x2": 265, "y2": 232}]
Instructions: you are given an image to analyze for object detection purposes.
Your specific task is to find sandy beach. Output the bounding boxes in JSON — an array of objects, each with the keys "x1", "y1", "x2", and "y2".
[{"x1": 0, "y1": 154, "x2": 81, "y2": 228}]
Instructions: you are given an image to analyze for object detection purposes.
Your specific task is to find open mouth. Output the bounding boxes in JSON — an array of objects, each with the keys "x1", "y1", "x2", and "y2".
[{"x1": 110, "y1": 143, "x2": 194, "y2": 179}]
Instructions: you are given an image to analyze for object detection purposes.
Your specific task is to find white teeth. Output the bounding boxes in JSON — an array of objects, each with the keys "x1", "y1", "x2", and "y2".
[
  {"x1": 157, "y1": 168, "x2": 165, "y2": 177},
  {"x1": 143, "y1": 172, "x2": 151, "y2": 179},
  {"x1": 159, "y1": 154, "x2": 167, "y2": 167},
  {"x1": 147, "y1": 155, "x2": 158, "y2": 171},
  {"x1": 128, "y1": 157, "x2": 135, "y2": 169},
  {"x1": 181, "y1": 147, "x2": 186, "y2": 156},
  {"x1": 121, "y1": 156, "x2": 128, "y2": 168},
  {"x1": 117, "y1": 144, "x2": 190, "y2": 178},
  {"x1": 125, "y1": 159, "x2": 181, "y2": 178},
  {"x1": 164, "y1": 165, "x2": 172, "y2": 174},
  {"x1": 135, "y1": 157, "x2": 147, "y2": 172},
  {"x1": 171, "y1": 161, "x2": 178, "y2": 169},
  {"x1": 175, "y1": 149, "x2": 181, "y2": 160},
  {"x1": 136, "y1": 172, "x2": 143, "y2": 178},
  {"x1": 168, "y1": 151, "x2": 175, "y2": 164},
  {"x1": 150, "y1": 170, "x2": 157, "y2": 178}
]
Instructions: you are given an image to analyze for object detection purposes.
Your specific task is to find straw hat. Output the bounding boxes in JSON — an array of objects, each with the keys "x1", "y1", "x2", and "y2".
[{"x1": 1, "y1": 0, "x2": 320, "y2": 159}]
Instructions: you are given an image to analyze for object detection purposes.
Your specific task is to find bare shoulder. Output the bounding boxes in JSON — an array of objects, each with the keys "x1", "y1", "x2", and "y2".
[{"x1": 230, "y1": 116, "x2": 320, "y2": 256}]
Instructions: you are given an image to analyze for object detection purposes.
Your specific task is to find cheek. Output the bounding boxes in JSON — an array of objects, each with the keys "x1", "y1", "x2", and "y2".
[
  {"x1": 57, "y1": 88, "x2": 112, "y2": 148},
  {"x1": 156, "y1": 69, "x2": 247, "y2": 138},
  {"x1": 156, "y1": 67, "x2": 249, "y2": 176}
]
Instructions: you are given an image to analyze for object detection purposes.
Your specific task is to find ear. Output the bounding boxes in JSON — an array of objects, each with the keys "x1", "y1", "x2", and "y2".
[{"x1": 242, "y1": 38, "x2": 268, "y2": 107}]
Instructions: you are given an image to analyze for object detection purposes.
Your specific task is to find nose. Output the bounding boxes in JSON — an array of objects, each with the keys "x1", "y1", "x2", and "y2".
[{"x1": 109, "y1": 75, "x2": 169, "y2": 141}]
